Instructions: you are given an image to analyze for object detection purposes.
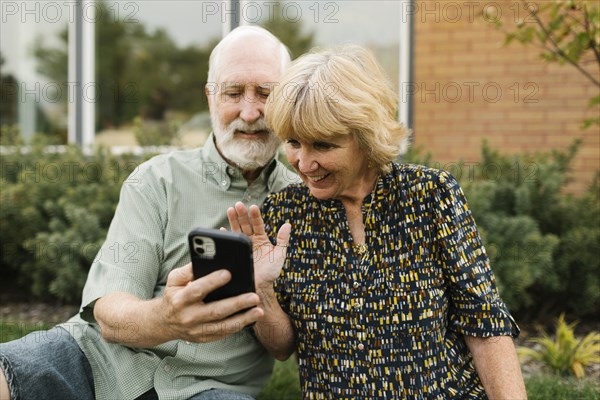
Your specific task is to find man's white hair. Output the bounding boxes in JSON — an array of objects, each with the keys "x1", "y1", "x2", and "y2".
[{"x1": 207, "y1": 26, "x2": 291, "y2": 85}]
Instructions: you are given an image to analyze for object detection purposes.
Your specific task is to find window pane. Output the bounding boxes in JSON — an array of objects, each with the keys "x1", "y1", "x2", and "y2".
[
  {"x1": 94, "y1": 1, "x2": 221, "y2": 148},
  {"x1": 1, "y1": 3, "x2": 69, "y2": 143},
  {"x1": 297, "y1": 1, "x2": 400, "y2": 87},
  {"x1": 93, "y1": 0, "x2": 401, "y2": 149}
]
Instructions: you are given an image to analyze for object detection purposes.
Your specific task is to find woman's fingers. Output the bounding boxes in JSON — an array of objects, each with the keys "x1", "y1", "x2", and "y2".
[
  {"x1": 229, "y1": 202, "x2": 268, "y2": 238},
  {"x1": 233, "y1": 202, "x2": 254, "y2": 236},
  {"x1": 248, "y1": 205, "x2": 267, "y2": 236},
  {"x1": 226, "y1": 206, "x2": 242, "y2": 232}
]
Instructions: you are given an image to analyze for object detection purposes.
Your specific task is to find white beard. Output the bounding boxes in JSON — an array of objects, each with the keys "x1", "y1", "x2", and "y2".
[{"x1": 211, "y1": 110, "x2": 281, "y2": 170}]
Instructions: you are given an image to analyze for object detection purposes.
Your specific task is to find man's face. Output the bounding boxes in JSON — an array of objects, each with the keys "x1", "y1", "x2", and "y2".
[{"x1": 207, "y1": 39, "x2": 282, "y2": 170}]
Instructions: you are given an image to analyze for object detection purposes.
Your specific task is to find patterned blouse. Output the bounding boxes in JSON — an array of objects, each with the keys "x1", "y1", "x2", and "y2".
[{"x1": 262, "y1": 163, "x2": 519, "y2": 399}]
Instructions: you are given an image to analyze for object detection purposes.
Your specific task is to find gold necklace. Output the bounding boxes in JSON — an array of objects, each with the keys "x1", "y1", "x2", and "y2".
[
  {"x1": 353, "y1": 242, "x2": 369, "y2": 255},
  {"x1": 352, "y1": 178, "x2": 379, "y2": 257}
]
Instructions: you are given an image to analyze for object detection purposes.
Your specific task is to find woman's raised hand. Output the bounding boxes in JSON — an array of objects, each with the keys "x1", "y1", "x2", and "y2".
[{"x1": 227, "y1": 202, "x2": 291, "y2": 290}]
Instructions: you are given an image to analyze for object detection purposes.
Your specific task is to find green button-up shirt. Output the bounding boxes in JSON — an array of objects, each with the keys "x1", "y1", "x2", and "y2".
[{"x1": 60, "y1": 134, "x2": 299, "y2": 400}]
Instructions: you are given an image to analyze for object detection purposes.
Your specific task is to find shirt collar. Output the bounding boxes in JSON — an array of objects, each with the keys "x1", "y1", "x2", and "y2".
[{"x1": 201, "y1": 132, "x2": 280, "y2": 189}]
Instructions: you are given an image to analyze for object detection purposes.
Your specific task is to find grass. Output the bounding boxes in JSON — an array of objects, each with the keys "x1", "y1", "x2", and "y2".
[
  {"x1": 2, "y1": 320, "x2": 598, "y2": 399},
  {"x1": 526, "y1": 375, "x2": 600, "y2": 400},
  {"x1": 257, "y1": 358, "x2": 301, "y2": 400},
  {"x1": 259, "y1": 360, "x2": 600, "y2": 400},
  {"x1": 0, "y1": 319, "x2": 51, "y2": 343}
]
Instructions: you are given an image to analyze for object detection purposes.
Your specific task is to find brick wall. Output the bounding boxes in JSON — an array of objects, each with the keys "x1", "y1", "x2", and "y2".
[{"x1": 411, "y1": 0, "x2": 599, "y2": 194}]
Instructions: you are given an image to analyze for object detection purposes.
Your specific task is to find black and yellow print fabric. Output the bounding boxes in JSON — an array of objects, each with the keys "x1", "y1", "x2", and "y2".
[{"x1": 262, "y1": 163, "x2": 519, "y2": 399}]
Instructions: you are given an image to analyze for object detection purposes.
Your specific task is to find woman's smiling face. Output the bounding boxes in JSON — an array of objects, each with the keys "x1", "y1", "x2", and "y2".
[{"x1": 284, "y1": 135, "x2": 372, "y2": 202}]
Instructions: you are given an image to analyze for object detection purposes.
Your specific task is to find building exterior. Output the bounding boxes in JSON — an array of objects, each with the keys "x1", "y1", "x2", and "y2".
[
  {"x1": 412, "y1": 0, "x2": 599, "y2": 194},
  {"x1": 2, "y1": 0, "x2": 597, "y2": 193}
]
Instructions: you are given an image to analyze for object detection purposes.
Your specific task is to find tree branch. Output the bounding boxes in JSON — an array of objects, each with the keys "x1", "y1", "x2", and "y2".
[
  {"x1": 524, "y1": 0, "x2": 600, "y2": 87},
  {"x1": 582, "y1": 5, "x2": 600, "y2": 67}
]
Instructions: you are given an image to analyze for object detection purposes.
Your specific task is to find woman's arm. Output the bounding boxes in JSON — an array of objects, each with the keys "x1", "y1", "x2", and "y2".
[
  {"x1": 431, "y1": 173, "x2": 526, "y2": 397},
  {"x1": 253, "y1": 285, "x2": 296, "y2": 360},
  {"x1": 227, "y1": 202, "x2": 296, "y2": 360},
  {"x1": 464, "y1": 335, "x2": 527, "y2": 399}
]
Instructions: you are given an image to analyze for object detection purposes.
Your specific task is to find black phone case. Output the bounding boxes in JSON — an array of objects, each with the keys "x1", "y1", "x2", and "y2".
[{"x1": 188, "y1": 228, "x2": 255, "y2": 302}]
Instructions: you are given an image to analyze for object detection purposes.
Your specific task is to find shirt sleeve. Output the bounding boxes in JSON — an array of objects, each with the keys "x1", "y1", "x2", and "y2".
[
  {"x1": 433, "y1": 171, "x2": 519, "y2": 338},
  {"x1": 80, "y1": 167, "x2": 166, "y2": 323}
]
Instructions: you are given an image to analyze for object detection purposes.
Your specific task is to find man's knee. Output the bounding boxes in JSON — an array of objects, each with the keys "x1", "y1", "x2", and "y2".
[{"x1": 0, "y1": 327, "x2": 94, "y2": 400}]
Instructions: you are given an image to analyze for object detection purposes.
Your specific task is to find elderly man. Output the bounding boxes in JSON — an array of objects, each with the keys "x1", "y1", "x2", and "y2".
[{"x1": 0, "y1": 26, "x2": 297, "y2": 400}]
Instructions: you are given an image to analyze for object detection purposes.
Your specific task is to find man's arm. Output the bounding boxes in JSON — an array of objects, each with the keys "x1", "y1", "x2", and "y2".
[
  {"x1": 465, "y1": 335, "x2": 527, "y2": 399},
  {"x1": 94, "y1": 264, "x2": 263, "y2": 348}
]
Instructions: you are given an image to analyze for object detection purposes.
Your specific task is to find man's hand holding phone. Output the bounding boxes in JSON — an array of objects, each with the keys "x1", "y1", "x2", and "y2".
[
  {"x1": 162, "y1": 202, "x2": 290, "y2": 346},
  {"x1": 160, "y1": 263, "x2": 263, "y2": 343}
]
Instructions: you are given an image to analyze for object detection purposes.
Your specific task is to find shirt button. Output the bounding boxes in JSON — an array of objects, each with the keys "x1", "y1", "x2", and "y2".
[
  {"x1": 163, "y1": 363, "x2": 172, "y2": 372},
  {"x1": 353, "y1": 281, "x2": 360, "y2": 289},
  {"x1": 326, "y1": 315, "x2": 333, "y2": 323},
  {"x1": 357, "y1": 343, "x2": 365, "y2": 351},
  {"x1": 221, "y1": 180, "x2": 228, "y2": 186},
  {"x1": 185, "y1": 341, "x2": 191, "y2": 345}
]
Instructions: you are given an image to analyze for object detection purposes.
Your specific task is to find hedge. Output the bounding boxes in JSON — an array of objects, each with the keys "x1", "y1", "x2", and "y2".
[{"x1": 1, "y1": 135, "x2": 598, "y2": 321}]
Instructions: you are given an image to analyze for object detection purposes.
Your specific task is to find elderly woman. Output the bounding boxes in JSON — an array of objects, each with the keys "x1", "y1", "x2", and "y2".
[{"x1": 228, "y1": 45, "x2": 526, "y2": 399}]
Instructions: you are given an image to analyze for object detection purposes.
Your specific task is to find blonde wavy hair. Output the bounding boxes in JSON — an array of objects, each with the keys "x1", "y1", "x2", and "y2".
[{"x1": 265, "y1": 44, "x2": 411, "y2": 173}]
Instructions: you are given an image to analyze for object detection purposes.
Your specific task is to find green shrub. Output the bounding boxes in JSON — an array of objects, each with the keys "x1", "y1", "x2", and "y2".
[
  {"x1": 1, "y1": 137, "x2": 598, "y2": 319},
  {"x1": 0, "y1": 125, "x2": 24, "y2": 146},
  {"x1": 0, "y1": 137, "x2": 143, "y2": 303},
  {"x1": 477, "y1": 214, "x2": 558, "y2": 311},
  {"x1": 404, "y1": 141, "x2": 599, "y2": 320},
  {"x1": 133, "y1": 116, "x2": 182, "y2": 147},
  {"x1": 518, "y1": 314, "x2": 600, "y2": 378},
  {"x1": 549, "y1": 187, "x2": 600, "y2": 317},
  {"x1": 458, "y1": 141, "x2": 599, "y2": 320}
]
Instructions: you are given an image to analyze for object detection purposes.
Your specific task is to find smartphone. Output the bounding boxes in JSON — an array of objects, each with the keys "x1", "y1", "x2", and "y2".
[{"x1": 188, "y1": 227, "x2": 255, "y2": 302}]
